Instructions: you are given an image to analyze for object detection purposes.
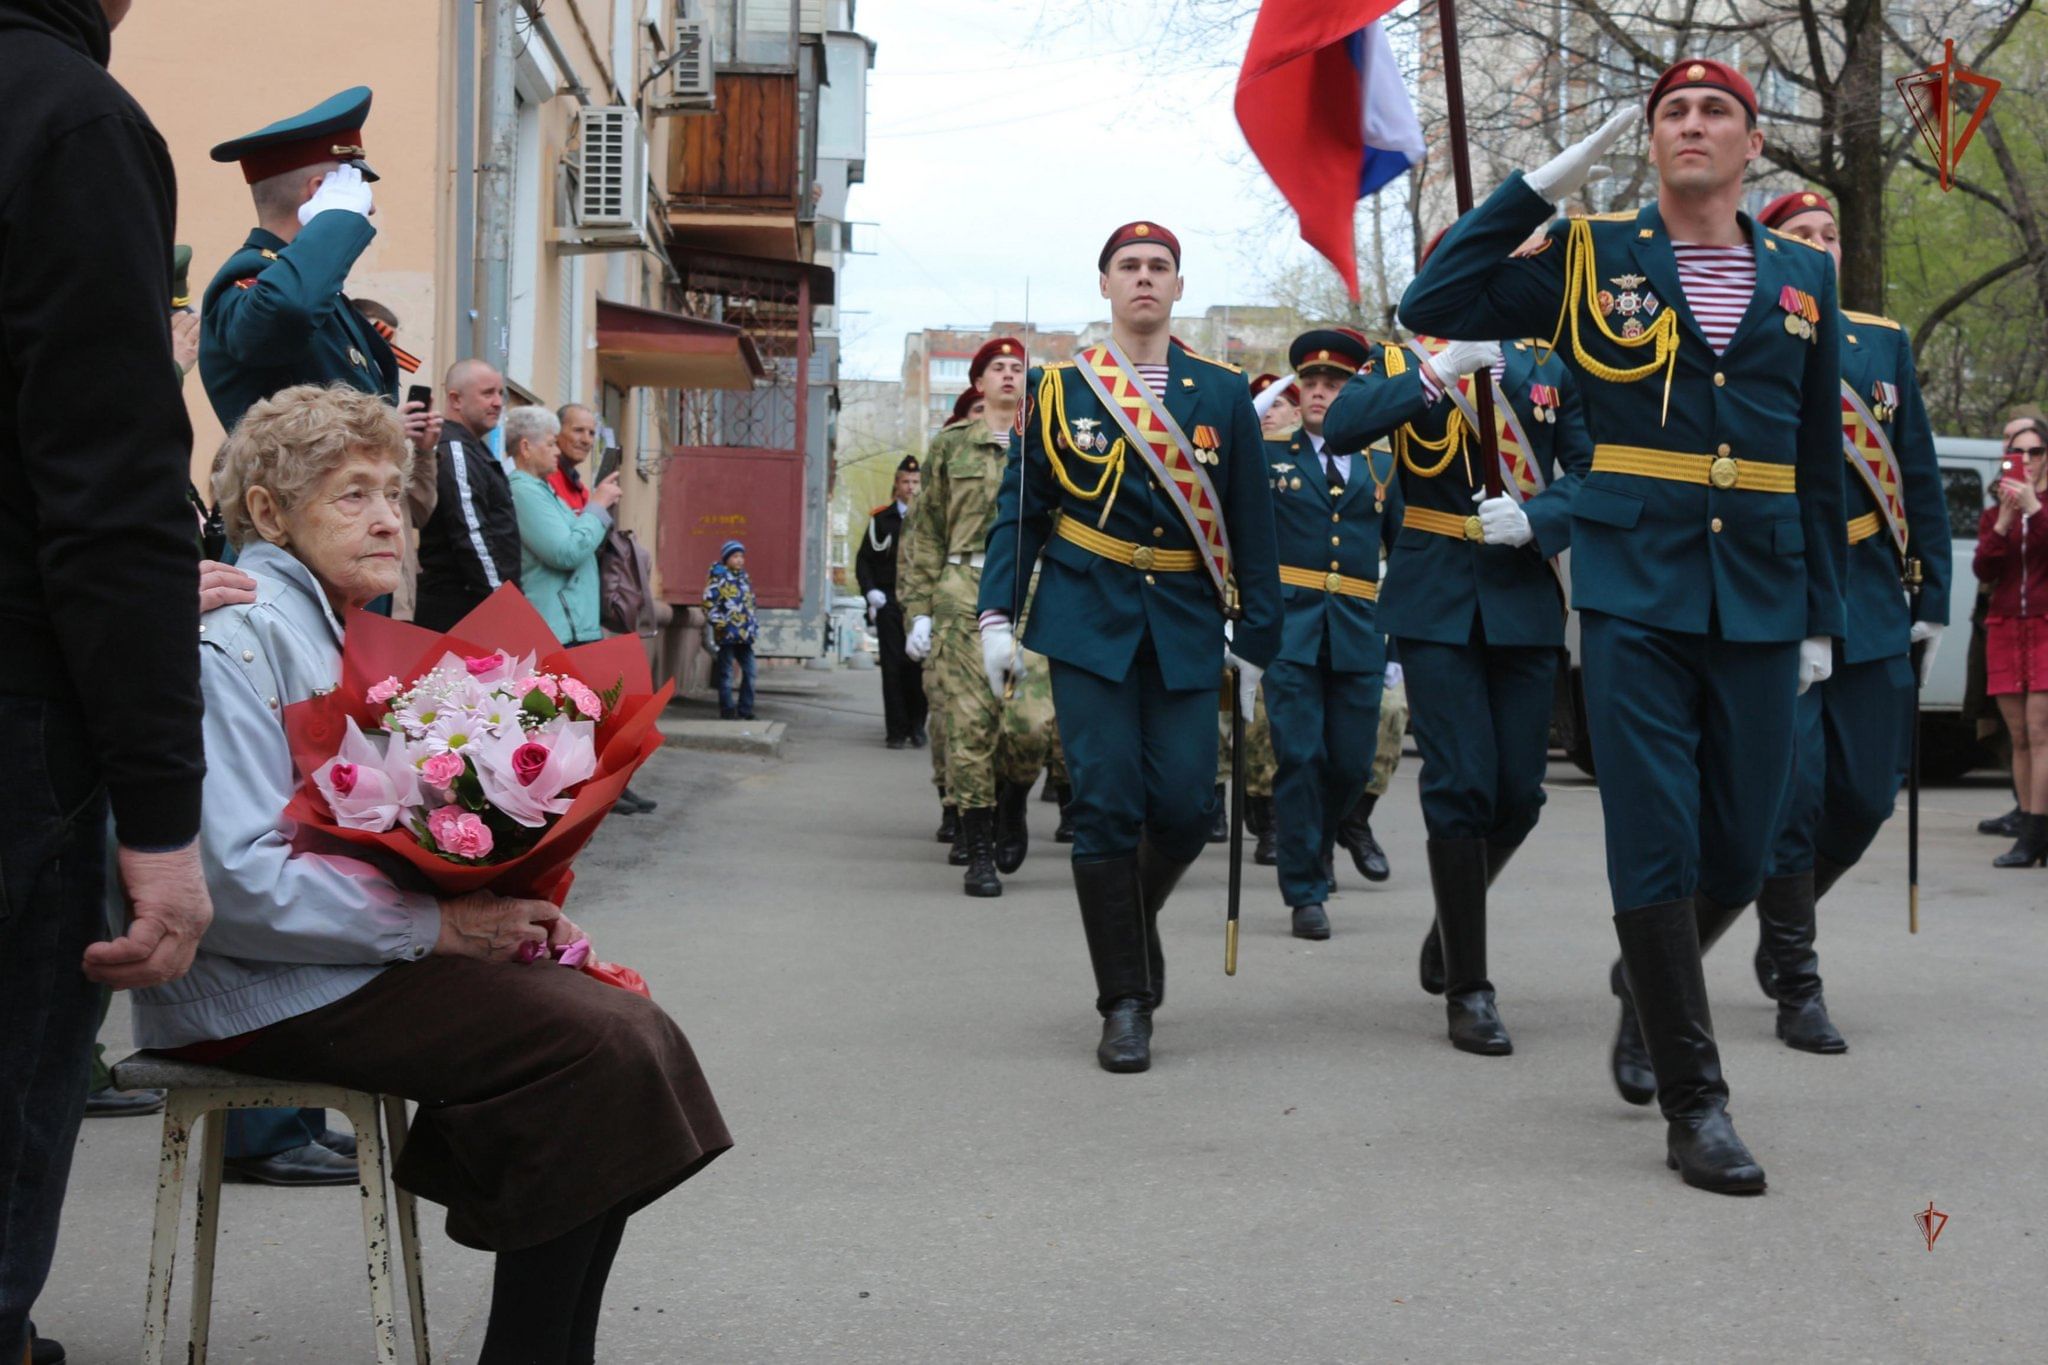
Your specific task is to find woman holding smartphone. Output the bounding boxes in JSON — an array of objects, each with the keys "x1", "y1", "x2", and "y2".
[{"x1": 1977, "y1": 418, "x2": 2048, "y2": 866}]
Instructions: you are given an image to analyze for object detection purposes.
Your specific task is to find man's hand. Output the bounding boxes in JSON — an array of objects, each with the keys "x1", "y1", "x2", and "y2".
[
  {"x1": 980, "y1": 621, "x2": 1021, "y2": 699},
  {"x1": 591, "y1": 471, "x2": 623, "y2": 511},
  {"x1": 1428, "y1": 339, "x2": 1502, "y2": 389},
  {"x1": 299, "y1": 164, "x2": 375, "y2": 224},
  {"x1": 400, "y1": 400, "x2": 442, "y2": 458},
  {"x1": 1910, "y1": 621, "x2": 1944, "y2": 687},
  {"x1": 170, "y1": 311, "x2": 200, "y2": 376},
  {"x1": 85, "y1": 843, "x2": 214, "y2": 989},
  {"x1": 906, "y1": 614, "x2": 933, "y2": 661},
  {"x1": 1227, "y1": 652, "x2": 1263, "y2": 723},
  {"x1": 1524, "y1": 107, "x2": 1632, "y2": 204},
  {"x1": 199, "y1": 560, "x2": 258, "y2": 613},
  {"x1": 1474, "y1": 490, "x2": 1533, "y2": 547},
  {"x1": 1797, "y1": 636, "x2": 1834, "y2": 696},
  {"x1": 435, "y1": 890, "x2": 559, "y2": 962}
]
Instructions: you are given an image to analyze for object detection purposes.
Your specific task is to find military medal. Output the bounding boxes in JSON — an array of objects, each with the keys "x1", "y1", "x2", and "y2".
[
  {"x1": 1191, "y1": 424, "x2": 1221, "y2": 466},
  {"x1": 1070, "y1": 417, "x2": 1100, "y2": 452},
  {"x1": 1778, "y1": 285, "x2": 1818, "y2": 340},
  {"x1": 348, "y1": 346, "x2": 367, "y2": 368},
  {"x1": 1872, "y1": 380, "x2": 1899, "y2": 422}
]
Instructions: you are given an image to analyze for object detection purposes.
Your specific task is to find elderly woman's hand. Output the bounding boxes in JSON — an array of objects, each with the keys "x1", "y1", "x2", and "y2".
[{"x1": 436, "y1": 890, "x2": 561, "y2": 961}]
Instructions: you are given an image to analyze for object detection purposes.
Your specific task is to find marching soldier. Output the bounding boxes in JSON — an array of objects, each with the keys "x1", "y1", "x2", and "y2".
[
  {"x1": 857, "y1": 456, "x2": 926, "y2": 749},
  {"x1": 900, "y1": 339, "x2": 1062, "y2": 895},
  {"x1": 922, "y1": 390, "x2": 984, "y2": 857},
  {"x1": 1720, "y1": 191, "x2": 1948, "y2": 1050},
  {"x1": 1261, "y1": 330, "x2": 1402, "y2": 941},
  {"x1": 1325, "y1": 259, "x2": 1591, "y2": 1054},
  {"x1": 1403, "y1": 59, "x2": 1847, "y2": 1192},
  {"x1": 978, "y1": 221, "x2": 1282, "y2": 1073}
]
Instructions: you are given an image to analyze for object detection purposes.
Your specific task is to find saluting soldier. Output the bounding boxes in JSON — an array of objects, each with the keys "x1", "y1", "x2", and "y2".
[
  {"x1": 1402, "y1": 59, "x2": 1847, "y2": 1193},
  {"x1": 857, "y1": 455, "x2": 926, "y2": 749},
  {"x1": 1260, "y1": 330, "x2": 1402, "y2": 941},
  {"x1": 977, "y1": 222, "x2": 1282, "y2": 1073},
  {"x1": 1325, "y1": 248, "x2": 1591, "y2": 1055},
  {"x1": 900, "y1": 339, "x2": 1062, "y2": 895},
  {"x1": 1713, "y1": 191, "x2": 1948, "y2": 1050}
]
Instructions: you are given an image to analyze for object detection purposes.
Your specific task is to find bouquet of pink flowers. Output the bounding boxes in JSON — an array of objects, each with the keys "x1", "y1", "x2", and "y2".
[{"x1": 284, "y1": 586, "x2": 671, "y2": 908}]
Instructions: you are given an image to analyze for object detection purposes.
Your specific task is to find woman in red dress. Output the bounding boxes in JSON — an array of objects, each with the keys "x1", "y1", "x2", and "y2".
[{"x1": 1977, "y1": 418, "x2": 2048, "y2": 867}]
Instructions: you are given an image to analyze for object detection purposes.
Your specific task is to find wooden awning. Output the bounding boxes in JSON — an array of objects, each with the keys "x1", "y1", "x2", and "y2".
[{"x1": 594, "y1": 297, "x2": 765, "y2": 392}]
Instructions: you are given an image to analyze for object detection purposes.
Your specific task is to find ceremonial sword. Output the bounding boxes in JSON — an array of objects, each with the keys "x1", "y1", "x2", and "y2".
[
  {"x1": 1434, "y1": 0, "x2": 1505, "y2": 501},
  {"x1": 1226, "y1": 663, "x2": 1245, "y2": 975},
  {"x1": 1906, "y1": 556, "x2": 1924, "y2": 933}
]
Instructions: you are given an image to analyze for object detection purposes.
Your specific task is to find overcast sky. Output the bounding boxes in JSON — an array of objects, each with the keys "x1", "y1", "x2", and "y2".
[{"x1": 836, "y1": 0, "x2": 1317, "y2": 380}]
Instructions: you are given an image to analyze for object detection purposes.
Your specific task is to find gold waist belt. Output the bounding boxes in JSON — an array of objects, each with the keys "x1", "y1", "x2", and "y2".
[
  {"x1": 1278, "y1": 564, "x2": 1379, "y2": 600},
  {"x1": 1054, "y1": 515, "x2": 1201, "y2": 572},
  {"x1": 1846, "y1": 512, "x2": 1881, "y2": 545},
  {"x1": 1592, "y1": 444, "x2": 1797, "y2": 494},
  {"x1": 1404, "y1": 505, "x2": 1486, "y2": 542}
]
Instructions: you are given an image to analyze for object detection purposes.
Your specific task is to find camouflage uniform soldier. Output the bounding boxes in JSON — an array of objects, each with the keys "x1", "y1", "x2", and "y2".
[{"x1": 901, "y1": 341, "x2": 1055, "y2": 895}]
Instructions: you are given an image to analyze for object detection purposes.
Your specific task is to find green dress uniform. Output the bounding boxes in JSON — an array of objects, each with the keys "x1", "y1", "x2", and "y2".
[
  {"x1": 978, "y1": 332, "x2": 1281, "y2": 1049},
  {"x1": 1323, "y1": 332, "x2": 1591, "y2": 1050}
]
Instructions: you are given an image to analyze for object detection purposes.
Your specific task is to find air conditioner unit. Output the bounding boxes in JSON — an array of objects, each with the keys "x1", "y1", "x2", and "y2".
[
  {"x1": 571, "y1": 106, "x2": 647, "y2": 233},
  {"x1": 666, "y1": 16, "x2": 716, "y2": 111}
]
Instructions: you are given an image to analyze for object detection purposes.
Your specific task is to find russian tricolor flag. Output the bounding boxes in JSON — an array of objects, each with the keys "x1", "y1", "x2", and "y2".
[{"x1": 1235, "y1": 1, "x2": 1423, "y2": 300}]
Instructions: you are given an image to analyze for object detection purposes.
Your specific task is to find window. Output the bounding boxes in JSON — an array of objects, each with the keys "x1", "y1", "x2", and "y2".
[
  {"x1": 710, "y1": 0, "x2": 795, "y2": 69},
  {"x1": 1944, "y1": 467, "x2": 1985, "y2": 541},
  {"x1": 929, "y1": 357, "x2": 969, "y2": 386}
]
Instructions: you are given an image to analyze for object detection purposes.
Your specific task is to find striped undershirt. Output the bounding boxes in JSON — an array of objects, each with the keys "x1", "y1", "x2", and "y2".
[
  {"x1": 978, "y1": 361, "x2": 1171, "y2": 630},
  {"x1": 1670, "y1": 241, "x2": 1755, "y2": 354}
]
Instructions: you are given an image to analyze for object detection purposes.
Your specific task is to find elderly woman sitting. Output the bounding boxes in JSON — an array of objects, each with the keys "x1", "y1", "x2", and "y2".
[{"x1": 136, "y1": 384, "x2": 727, "y2": 1365}]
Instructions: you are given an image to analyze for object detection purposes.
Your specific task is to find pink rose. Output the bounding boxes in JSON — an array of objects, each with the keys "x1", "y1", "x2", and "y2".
[
  {"x1": 366, "y1": 675, "x2": 403, "y2": 705},
  {"x1": 463, "y1": 651, "x2": 508, "y2": 677},
  {"x1": 511, "y1": 741, "x2": 551, "y2": 786},
  {"x1": 428, "y1": 806, "x2": 495, "y2": 860},
  {"x1": 561, "y1": 678, "x2": 603, "y2": 721},
  {"x1": 311, "y1": 718, "x2": 421, "y2": 833},
  {"x1": 419, "y1": 751, "x2": 467, "y2": 791},
  {"x1": 327, "y1": 762, "x2": 358, "y2": 797}
]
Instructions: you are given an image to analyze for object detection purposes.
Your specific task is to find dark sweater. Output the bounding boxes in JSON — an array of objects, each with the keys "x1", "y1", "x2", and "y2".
[
  {"x1": 0, "y1": 0, "x2": 202, "y2": 847},
  {"x1": 414, "y1": 419, "x2": 523, "y2": 631}
]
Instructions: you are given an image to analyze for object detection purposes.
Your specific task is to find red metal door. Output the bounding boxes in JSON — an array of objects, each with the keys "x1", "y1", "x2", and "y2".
[{"x1": 658, "y1": 446, "x2": 807, "y2": 609}]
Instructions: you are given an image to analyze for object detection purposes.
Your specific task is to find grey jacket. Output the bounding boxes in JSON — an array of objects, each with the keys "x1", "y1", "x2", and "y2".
[{"x1": 133, "y1": 541, "x2": 441, "y2": 1048}]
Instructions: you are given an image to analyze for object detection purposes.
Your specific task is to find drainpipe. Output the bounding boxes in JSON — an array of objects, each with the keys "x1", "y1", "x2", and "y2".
[{"x1": 473, "y1": 0, "x2": 517, "y2": 370}]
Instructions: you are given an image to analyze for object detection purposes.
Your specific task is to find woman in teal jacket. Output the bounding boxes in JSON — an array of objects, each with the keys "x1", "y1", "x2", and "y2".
[{"x1": 504, "y1": 405, "x2": 621, "y2": 644}]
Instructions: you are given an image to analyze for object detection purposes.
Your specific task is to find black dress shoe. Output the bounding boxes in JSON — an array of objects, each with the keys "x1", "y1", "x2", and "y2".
[
  {"x1": 28, "y1": 1322, "x2": 64, "y2": 1365},
  {"x1": 1979, "y1": 804, "x2": 2023, "y2": 837},
  {"x1": 316, "y1": 1127, "x2": 359, "y2": 1159},
  {"x1": 1337, "y1": 794, "x2": 1390, "y2": 881},
  {"x1": 222, "y1": 1141, "x2": 360, "y2": 1187},
  {"x1": 84, "y1": 1085, "x2": 165, "y2": 1118},
  {"x1": 613, "y1": 789, "x2": 650, "y2": 816},
  {"x1": 886, "y1": 736, "x2": 908, "y2": 750},
  {"x1": 1290, "y1": 902, "x2": 1330, "y2": 940},
  {"x1": 1445, "y1": 990, "x2": 1512, "y2": 1056},
  {"x1": 621, "y1": 785, "x2": 658, "y2": 814},
  {"x1": 1097, "y1": 998, "x2": 1153, "y2": 1073}
]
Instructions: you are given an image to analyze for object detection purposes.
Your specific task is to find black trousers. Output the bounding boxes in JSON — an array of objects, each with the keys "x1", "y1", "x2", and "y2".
[{"x1": 875, "y1": 603, "x2": 927, "y2": 741}]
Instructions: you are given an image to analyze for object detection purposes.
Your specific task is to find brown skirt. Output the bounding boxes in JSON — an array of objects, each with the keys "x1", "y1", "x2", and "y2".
[{"x1": 221, "y1": 956, "x2": 731, "y2": 1251}]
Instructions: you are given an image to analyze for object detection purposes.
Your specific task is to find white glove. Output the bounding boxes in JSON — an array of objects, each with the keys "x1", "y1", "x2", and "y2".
[
  {"x1": 1384, "y1": 661, "x2": 1403, "y2": 689},
  {"x1": 1474, "y1": 490, "x2": 1533, "y2": 548},
  {"x1": 1428, "y1": 339, "x2": 1502, "y2": 390},
  {"x1": 1910, "y1": 621, "x2": 1944, "y2": 687},
  {"x1": 1797, "y1": 637, "x2": 1834, "y2": 696},
  {"x1": 1523, "y1": 107, "x2": 1632, "y2": 205},
  {"x1": 298, "y1": 164, "x2": 375, "y2": 225},
  {"x1": 865, "y1": 589, "x2": 886, "y2": 610},
  {"x1": 1227, "y1": 652, "x2": 1263, "y2": 723},
  {"x1": 980, "y1": 622, "x2": 1022, "y2": 699},
  {"x1": 905, "y1": 614, "x2": 933, "y2": 661}
]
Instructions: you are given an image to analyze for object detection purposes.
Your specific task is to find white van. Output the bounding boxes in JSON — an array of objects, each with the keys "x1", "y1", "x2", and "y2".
[{"x1": 1553, "y1": 434, "x2": 2006, "y2": 780}]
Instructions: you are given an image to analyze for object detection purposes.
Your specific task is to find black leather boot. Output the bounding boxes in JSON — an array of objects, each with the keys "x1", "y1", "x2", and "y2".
[
  {"x1": 1427, "y1": 838, "x2": 1511, "y2": 1055},
  {"x1": 936, "y1": 798, "x2": 958, "y2": 844},
  {"x1": 994, "y1": 779, "x2": 1033, "y2": 874},
  {"x1": 1290, "y1": 902, "x2": 1330, "y2": 940},
  {"x1": 961, "y1": 807, "x2": 1002, "y2": 898},
  {"x1": 1614, "y1": 901, "x2": 1767, "y2": 1195},
  {"x1": 1979, "y1": 803, "x2": 2022, "y2": 837},
  {"x1": 1208, "y1": 784, "x2": 1229, "y2": 842},
  {"x1": 1248, "y1": 795, "x2": 1277, "y2": 865},
  {"x1": 1757, "y1": 871, "x2": 1847, "y2": 1054},
  {"x1": 1419, "y1": 838, "x2": 1518, "y2": 996},
  {"x1": 1608, "y1": 958, "x2": 1655, "y2": 1105},
  {"x1": 1074, "y1": 855, "x2": 1153, "y2": 1072},
  {"x1": 1136, "y1": 840, "x2": 1189, "y2": 1010},
  {"x1": 1053, "y1": 784, "x2": 1076, "y2": 843},
  {"x1": 1338, "y1": 792, "x2": 1390, "y2": 882},
  {"x1": 1993, "y1": 812, "x2": 2048, "y2": 867}
]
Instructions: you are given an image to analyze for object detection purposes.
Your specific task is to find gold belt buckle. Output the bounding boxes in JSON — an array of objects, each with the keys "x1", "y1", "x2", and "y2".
[
  {"x1": 1709, "y1": 455, "x2": 1739, "y2": 490},
  {"x1": 1324, "y1": 571, "x2": 1343, "y2": 593},
  {"x1": 1130, "y1": 545, "x2": 1155, "y2": 571},
  {"x1": 1462, "y1": 515, "x2": 1483, "y2": 542}
]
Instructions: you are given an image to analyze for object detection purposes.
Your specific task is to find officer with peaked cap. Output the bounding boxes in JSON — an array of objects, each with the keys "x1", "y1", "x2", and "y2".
[{"x1": 857, "y1": 453, "x2": 926, "y2": 748}]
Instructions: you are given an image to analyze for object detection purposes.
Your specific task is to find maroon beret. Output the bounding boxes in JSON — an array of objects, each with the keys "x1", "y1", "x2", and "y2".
[
  {"x1": 1647, "y1": 58, "x2": 1757, "y2": 120},
  {"x1": 1757, "y1": 189, "x2": 1834, "y2": 230},
  {"x1": 1098, "y1": 221, "x2": 1181, "y2": 272},
  {"x1": 969, "y1": 337, "x2": 1027, "y2": 382}
]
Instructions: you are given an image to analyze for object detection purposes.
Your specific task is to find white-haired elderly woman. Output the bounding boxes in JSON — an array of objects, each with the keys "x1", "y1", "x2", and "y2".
[
  {"x1": 137, "y1": 384, "x2": 727, "y2": 1365},
  {"x1": 502, "y1": 404, "x2": 621, "y2": 646}
]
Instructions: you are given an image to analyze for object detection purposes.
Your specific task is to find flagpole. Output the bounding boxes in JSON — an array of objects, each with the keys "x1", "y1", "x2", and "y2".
[{"x1": 1432, "y1": 0, "x2": 1504, "y2": 498}]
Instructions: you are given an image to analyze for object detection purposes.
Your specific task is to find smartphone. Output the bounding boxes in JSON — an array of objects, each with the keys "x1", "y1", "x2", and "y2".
[
  {"x1": 405, "y1": 383, "x2": 434, "y2": 411},
  {"x1": 596, "y1": 445, "x2": 623, "y2": 485}
]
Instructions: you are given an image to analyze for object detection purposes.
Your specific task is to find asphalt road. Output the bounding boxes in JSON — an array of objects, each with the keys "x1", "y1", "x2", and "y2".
[{"x1": 42, "y1": 667, "x2": 2046, "y2": 1362}]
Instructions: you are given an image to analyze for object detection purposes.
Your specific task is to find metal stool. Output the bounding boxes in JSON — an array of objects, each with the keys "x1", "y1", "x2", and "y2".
[{"x1": 110, "y1": 1052, "x2": 431, "y2": 1365}]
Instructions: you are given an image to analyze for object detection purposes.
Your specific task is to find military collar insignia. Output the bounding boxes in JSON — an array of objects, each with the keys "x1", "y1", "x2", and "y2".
[
  {"x1": 1597, "y1": 274, "x2": 1662, "y2": 339},
  {"x1": 1271, "y1": 461, "x2": 1295, "y2": 474}
]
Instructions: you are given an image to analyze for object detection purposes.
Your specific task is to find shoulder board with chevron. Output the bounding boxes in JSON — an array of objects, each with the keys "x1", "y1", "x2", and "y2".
[
  {"x1": 1584, "y1": 210, "x2": 1636, "y2": 222},
  {"x1": 1183, "y1": 350, "x2": 1243, "y2": 374},
  {"x1": 1041, "y1": 360, "x2": 1074, "y2": 371},
  {"x1": 1768, "y1": 227, "x2": 1828, "y2": 252},
  {"x1": 1842, "y1": 309, "x2": 1902, "y2": 330}
]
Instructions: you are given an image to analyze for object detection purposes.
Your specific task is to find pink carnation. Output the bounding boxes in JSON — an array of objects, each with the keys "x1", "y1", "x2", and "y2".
[
  {"x1": 516, "y1": 674, "x2": 562, "y2": 702},
  {"x1": 366, "y1": 676, "x2": 403, "y2": 705},
  {"x1": 561, "y1": 678, "x2": 603, "y2": 721},
  {"x1": 428, "y1": 806, "x2": 495, "y2": 860},
  {"x1": 419, "y1": 751, "x2": 467, "y2": 792}
]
